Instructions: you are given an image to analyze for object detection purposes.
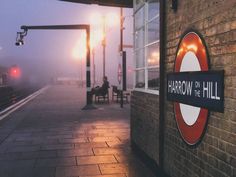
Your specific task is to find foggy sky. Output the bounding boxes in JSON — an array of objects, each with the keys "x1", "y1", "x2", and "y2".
[{"x1": 0, "y1": 0, "x2": 133, "y2": 86}]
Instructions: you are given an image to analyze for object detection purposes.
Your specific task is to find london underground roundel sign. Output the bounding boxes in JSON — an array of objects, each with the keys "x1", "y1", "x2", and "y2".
[{"x1": 174, "y1": 31, "x2": 209, "y2": 145}]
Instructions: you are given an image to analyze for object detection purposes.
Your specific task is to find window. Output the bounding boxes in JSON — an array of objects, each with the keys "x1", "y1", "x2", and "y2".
[{"x1": 134, "y1": 0, "x2": 160, "y2": 93}]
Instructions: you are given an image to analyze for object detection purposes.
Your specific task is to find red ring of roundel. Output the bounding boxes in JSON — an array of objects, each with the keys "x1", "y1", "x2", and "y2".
[{"x1": 174, "y1": 32, "x2": 209, "y2": 145}]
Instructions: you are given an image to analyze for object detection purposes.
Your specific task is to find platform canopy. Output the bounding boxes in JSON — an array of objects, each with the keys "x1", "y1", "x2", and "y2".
[{"x1": 59, "y1": 0, "x2": 133, "y2": 8}]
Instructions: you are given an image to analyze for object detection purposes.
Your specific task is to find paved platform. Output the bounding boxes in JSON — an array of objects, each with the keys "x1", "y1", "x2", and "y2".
[{"x1": 0, "y1": 85, "x2": 156, "y2": 177}]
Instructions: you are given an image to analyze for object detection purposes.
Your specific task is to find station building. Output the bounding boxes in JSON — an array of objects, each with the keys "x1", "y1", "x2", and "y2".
[
  {"x1": 131, "y1": 1, "x2": 236, "y2": 177},
  {"x1": 62, "y1": 0, "x2": 236, "y2": 176}
]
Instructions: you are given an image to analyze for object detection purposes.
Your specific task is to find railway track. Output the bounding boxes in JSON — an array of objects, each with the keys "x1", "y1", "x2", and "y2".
[{"x1": 0, "y1": 86, "x2": 40, "y2": 111}]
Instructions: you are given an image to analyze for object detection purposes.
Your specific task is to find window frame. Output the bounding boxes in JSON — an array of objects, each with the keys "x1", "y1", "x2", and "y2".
[{"x1": 133, "y1": 0, "x2": 160, "y2": 95}]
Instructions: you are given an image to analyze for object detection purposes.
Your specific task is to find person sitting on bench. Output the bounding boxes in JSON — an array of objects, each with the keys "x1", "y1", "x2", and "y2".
[{"x1": 91, "y1": 76, "x2": 109, "y2": 96}]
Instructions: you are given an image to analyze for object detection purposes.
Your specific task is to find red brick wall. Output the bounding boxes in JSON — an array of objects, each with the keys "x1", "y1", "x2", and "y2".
[
  {"x1": 131, "y1": 91, "x2": 160, "y2": 164},
  {"x1": 164, "y1": 0, "x2": 236, "y2": 177}
]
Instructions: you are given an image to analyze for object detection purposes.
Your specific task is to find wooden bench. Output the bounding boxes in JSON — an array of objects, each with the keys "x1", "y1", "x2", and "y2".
[
  {"x1": 94, "y1": 90, "x2": 109, "y2": 103},
  {"x1": 112, "y1": 86, "x2": 129, "y2": 103},
  {"x1": 117, "y1": 91, "x2": 130, "y2": 103},
  {"x1": 112, "y1": 86, "x2": 119, "y2": 101}
]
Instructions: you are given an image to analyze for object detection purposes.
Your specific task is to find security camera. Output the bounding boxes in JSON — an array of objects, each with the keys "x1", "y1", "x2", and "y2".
[
  {"x1": 15, "y1": 40, "x2": 24, "y2": 46},
  {"x1": 15, "y1": 30, "x2": 27, "y2": 46}
]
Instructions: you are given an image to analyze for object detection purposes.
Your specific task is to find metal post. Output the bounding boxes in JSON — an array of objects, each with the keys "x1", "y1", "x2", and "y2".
[
  {"x1": 102, "y1": 45, "x2": 106, "y2": 78},
  {"x1": 159, "y1": 0, "x2": 166, "y2": 169},
  {"x1": 102, "y1": 16, "x2": 106, "y2": 78},
  {"x1": 80, "y1": 59, "x2": 83, "y2": 87},
  {"x1": 92, "y1": 48, "x2": 96, "y2": 87},
  {"x1": 120, "y1": 8, "x2": 124, "y2": 108},
  {"x1": 84, "y1": 26, "x2": 94, "y2": 108},
  {"x1": 122, "y1": 51, "x2": 126, "y2": 91}
]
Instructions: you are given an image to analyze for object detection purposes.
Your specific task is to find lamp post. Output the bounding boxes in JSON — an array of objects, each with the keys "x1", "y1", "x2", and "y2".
[
  {"x1": 72, "y1": 32, "x2": 87, "y2": 87},
  {"x1": 102, "y1": 16, "x2": 106, "y2": 78},
  {"x1": 102, "y1": 17, "x2": 106, "y2": 77},
  {"x1": 90, "y1": 13, "x2": 118, "y2": 80},
  {"x1": 90, "y1": 29, "x2": 98, "y2": 88},
  {"x1": 120, "y1": 8, "x2": 124, "y2": 108}
]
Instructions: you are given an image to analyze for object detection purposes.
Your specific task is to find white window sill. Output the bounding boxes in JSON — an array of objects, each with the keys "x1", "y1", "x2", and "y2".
[{"x1": 132, "y1": 88, "x2": 160, "y2": 95}]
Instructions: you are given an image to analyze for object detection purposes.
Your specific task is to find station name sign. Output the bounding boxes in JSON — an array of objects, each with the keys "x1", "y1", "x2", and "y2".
[
  {"x1": 169, "y1": 31, "x2": 225, "y2": 145},
  {"x1": 167, "y1": 71, "x2": 224, "y2": 112}
]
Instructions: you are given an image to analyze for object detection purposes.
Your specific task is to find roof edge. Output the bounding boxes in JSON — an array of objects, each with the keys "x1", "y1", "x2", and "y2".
[{"x1": 59, "y1": 0, "x2": 133, "y2": 8}]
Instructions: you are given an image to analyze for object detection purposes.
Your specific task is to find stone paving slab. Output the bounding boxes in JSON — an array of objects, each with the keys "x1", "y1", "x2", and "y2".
[
  {"x1": 57, "y1": 148, "x2": 94, "y2": 157},
  {"x1": 77, "y1": 155, "x2": 117, "y2": 165},
  {"x1": 99, "y1": 163, "x2": 129, "y2": 174},
  {"x1": 36, "y1": 157, "x2": 77, "y2": 167},
  {"x1": 75, "y1": 142, "x2": 108, "y2": 149},
  {"x1": 56, "y1": 165, "x2": 101, "y2": 177},
  {"x1": 0, "y1": 85, "x2": 156, "y2": 177},
  {"x1": 80, "y1": 175, "x2": 126, "y2": 177}
]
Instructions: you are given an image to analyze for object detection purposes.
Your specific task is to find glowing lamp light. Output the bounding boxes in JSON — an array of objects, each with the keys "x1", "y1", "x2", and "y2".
[
  {"x1": 148, "y1": 51, "x2": 160, "y2": 65},
  {"x1": 106, "y1": 13, "x2": 119, "y2": 28},
  {"x1": 91, "y1": 29, "x2": 103, "y2": 49},
  {"x1": 72, "y1": 32, "x2": 87, "y2": 60},
  {"x1": 10, "y1": 66, "x2": 21, "y2": 78},
  {"x1": 90, "y1": 13, "x2": 103, "y2": 26},
  {"x1": 152, "y1": 51, "x2": 160, "y2": 58},
  {"x1": 148, "y1": 58, "x2": 156, "y2": 64},
  {"x1": 90, "y1": 12, "x2": 118, "y2": 28}
]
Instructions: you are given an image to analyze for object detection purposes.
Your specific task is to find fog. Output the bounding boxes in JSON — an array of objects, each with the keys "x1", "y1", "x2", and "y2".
[{"x1": 0, "y1": 0, "x2": 133, "y2": 88}]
